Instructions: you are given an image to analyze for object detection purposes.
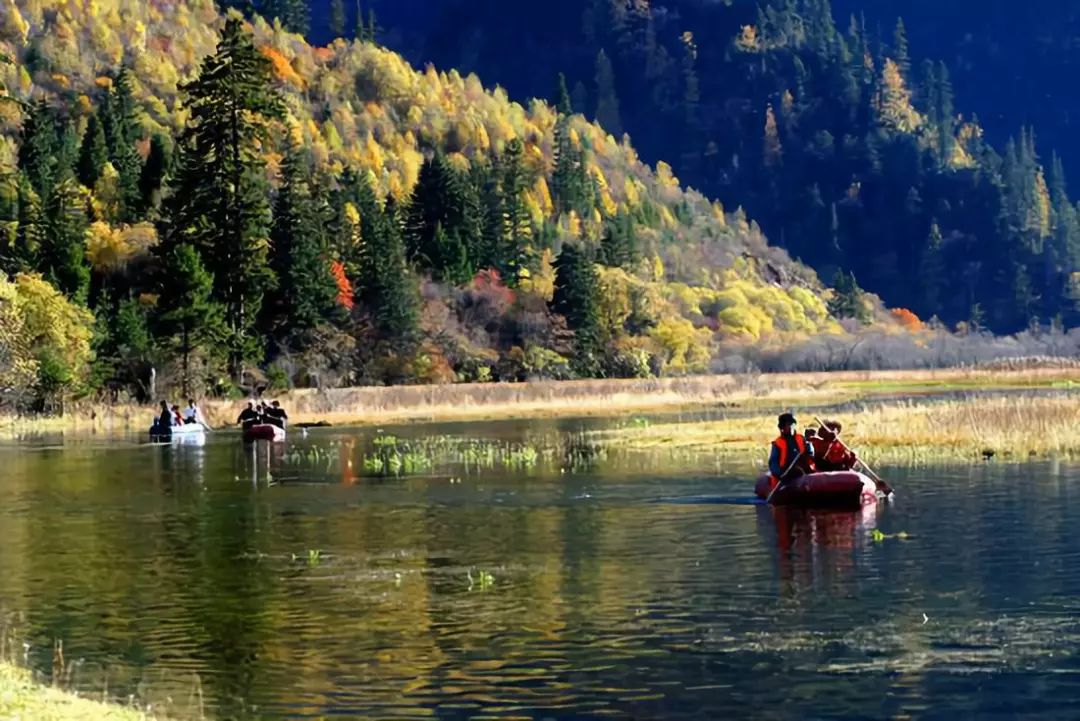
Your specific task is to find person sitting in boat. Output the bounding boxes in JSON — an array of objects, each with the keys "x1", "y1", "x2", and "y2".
[
  {"x1": 182, "y1": 399, "x2": 201, "y2": 425},
  {"x1": 263, "y1": 400, "x2": 288, "y2": 430},
  {"x1": 768, "y1": 412, "x2": 815, "y2": 488},
  {"x1": 810, "y1": 420, "x2": 858, "y2": 472},
  {"x1": 171, "y1": 404, "x2": 184, "y2": 426},
  {"x1": 158, "y1": 400, "x2": 176, "y2": 429},
  {"x1": 237, "y1": 401, "x2": 261, "y2": 430}
]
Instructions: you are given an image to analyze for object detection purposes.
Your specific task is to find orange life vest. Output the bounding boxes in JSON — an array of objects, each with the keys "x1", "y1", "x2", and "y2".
[{"x1": 771, "y1": 433, "x2": 807, "y2": 482}]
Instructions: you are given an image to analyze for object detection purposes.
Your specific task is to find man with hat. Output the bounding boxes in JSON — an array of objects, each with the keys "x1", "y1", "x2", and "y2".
[{"x1": 768, "y1": 412, "x2": 815, "y2": 489}]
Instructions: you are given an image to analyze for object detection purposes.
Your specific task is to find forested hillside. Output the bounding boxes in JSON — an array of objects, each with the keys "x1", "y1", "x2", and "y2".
[
  {"x1": 328, "y1": 0, "x2": 1080, "y2": 334},
  {"x1": 0, "y1": 0, "x2": 867, "y2": 410}
]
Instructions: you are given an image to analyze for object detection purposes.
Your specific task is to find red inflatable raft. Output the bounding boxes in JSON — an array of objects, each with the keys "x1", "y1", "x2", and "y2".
[
  {"x1": 243, "y1": 424, "x2": 286, "y2": 442},
  {"x1": 755, "y1": 471, "x2": 881, "y2": 510}
]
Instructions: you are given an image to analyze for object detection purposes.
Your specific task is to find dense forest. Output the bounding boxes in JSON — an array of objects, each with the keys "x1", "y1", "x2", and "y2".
[
  {"x1": 308, "y1": 0, "x2": 1080, "y2": 334},
  {"x1": 0, "y1": 0, "x2": 1077, "y2": 413},
  {"x1": 0, "y1": 0, "x2": 862, "y2": 410}
]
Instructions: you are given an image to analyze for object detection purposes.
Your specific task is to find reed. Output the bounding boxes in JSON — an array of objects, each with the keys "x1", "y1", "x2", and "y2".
[
  {"x1": 2, "y1": 367, "x2": 1076, "y2": 436},
  {"x1": 597, "y1": 393, "x2": 1080, "y2": 464}
]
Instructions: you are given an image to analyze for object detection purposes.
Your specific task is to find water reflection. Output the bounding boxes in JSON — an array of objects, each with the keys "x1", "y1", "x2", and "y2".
[{"x1": 0, "y1": 425, "x2": 1078, "y2": 719}]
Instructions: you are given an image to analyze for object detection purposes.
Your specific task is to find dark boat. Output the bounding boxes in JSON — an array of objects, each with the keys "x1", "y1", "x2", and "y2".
[
  {"x1": 755, "y1": 471, "x2": 881, "y2": 510},
  {"x1": 243, "y1": 424, "x2": 286, "y2": 442}
]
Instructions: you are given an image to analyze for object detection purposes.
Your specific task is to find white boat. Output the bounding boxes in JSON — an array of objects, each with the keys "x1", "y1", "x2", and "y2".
[{"x1": 149, "y1": 421, "x2": 207, "y2": 443}]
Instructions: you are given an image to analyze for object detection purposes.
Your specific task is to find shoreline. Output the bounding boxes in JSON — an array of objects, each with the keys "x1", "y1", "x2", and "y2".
[
  {"x1": 0, "y1": 662, "x2": 153, "y2": 720},
  {"x1": 1, "y1": 367, "x2": 1078, "y2": 438}
]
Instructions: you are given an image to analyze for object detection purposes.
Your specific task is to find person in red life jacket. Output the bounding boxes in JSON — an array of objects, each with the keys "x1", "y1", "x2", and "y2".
[
  {"x1": 768, "y1": 412, "x2": 816, "y2": 490},
  {"x1": 810, "y1": 420, "x2": 858, "y2": 472}
]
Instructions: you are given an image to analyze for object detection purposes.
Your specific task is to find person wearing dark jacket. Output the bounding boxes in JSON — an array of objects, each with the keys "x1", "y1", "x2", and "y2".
[
  {"x1": 237, "y1": 401, "x2": 260, "y2": 430},
  {"x1": 158, "y1": 400, "x2": 175, "y2": 429},
  {"x1": 263, "y1": 400, "x2": 288, "y2": 430}
]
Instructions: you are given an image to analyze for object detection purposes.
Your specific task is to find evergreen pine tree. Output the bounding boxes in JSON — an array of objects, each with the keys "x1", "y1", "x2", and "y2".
[
  {"x1": 268, "y1": 140, "x2": 339, "y2": 335},
  {"x1": 139, "y1": 134, "x2": 171, "y2": 212},
  {"x1": 599, "y1": 212, "x2": 639, "y2": 269},
  {"x1": 828, "y1": 269, "x2": 870, "y2": 323},
  {"x1": 367, "y1": 9, "x2": 379, "y2": 44},
  {"x1": 594, "y1": 49, "x2": 622, "y2": 137},
  {"x1": 4, "y1": 173, "x2": 44, "y2": 275},
  {"x1": 892, "y1": 18, "x2": 910, "y2": 79},
  {"x1": 935, "y1": 61, "x2": 955, "y2": 165},
  {"x1": 76, "y1": 112, "x2": 109, "y2": 189},
  {"x1": 354, "y1": 0, "x2": 366, "y2": 41},
  {"x1": 165, "y1": 17, "x2": 285, "y2": 380},
  {"x1": 329, "y1": 0, "x2": 346, "y2": 39},
  {"x1": 552, "y1": 242, "x2": 603, "y2": 377},
  {"x1": 500, "y1": 138, "x2": 532, "y2": 276},
  {"x1": 555, "y1": 72, "x2": 573, "y2": 116},
  {"x1": 358, "y1": 191, "x2": 418, "y2": 342},
  {"x1": 405, "y1": 153, "x2": 480, "y2": 284},
  {"x1": 104, "y1": 69, "x2": 145, "y2": 221},
  {"x1": 919, "y1": 222, "x2": 946, "y2": 313},
  {"x1": 551, "y1": 75, "x2": 591, "y2": 218},
  {"x1": 42, "y1": 177, "x2": 91, "y2": 305},
  {"x1": 17, "y1": 100, "x2": 58, "y2": 202},
  {"x1": 156, "y1": 244, "x2": 226, "y2": 396},
  {"x1": 286, "y1": 0, "x2": 310, "y2": 35}
]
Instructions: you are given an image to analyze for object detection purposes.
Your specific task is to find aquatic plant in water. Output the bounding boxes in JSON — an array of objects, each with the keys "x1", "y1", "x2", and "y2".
[{"x1": 467, "y1": 568, "x2": 495, "y2": 591}]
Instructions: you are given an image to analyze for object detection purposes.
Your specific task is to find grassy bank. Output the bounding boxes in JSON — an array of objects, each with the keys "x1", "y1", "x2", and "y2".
[
  {"x1": 595, "y1": 394, "x2": 1080, "y2": 465},
  {"x1": 0, "y1": 663, "x2": 153, "y2": 720},
  {"x1": 1, "y1": 367, "x2": 1077, "y2": 436}
]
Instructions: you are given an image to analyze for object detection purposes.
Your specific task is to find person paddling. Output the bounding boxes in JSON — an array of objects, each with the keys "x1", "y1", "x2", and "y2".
[
  {"x1": 264, "y1": 400, "x2": 288, "y2": 430},
  {"x1": 809, "y1": 419, "x2": 858, "y2": 472},
  {"x1": 237, "y1": 401, "x2": 260, "y2": 430},
  {"x1": 157, "y1": 400, "x2": 175, "y2": 429},
  {"x1": 768, "y1": 412, "x2": 815, "y2": 490}
]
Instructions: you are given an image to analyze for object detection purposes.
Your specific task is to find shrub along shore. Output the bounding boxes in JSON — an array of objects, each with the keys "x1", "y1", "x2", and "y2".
[{"x1": 1, "y1": 367, "x2": 1077, "y2": 442}]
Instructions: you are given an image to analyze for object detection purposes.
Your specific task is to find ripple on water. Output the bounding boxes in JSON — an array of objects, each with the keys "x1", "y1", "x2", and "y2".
[{"x1": 0, "y1": 435, "x2": 1079, "y2": 719}]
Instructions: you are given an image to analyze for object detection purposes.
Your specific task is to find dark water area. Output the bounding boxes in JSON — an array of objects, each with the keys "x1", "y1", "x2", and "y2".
[{"x1": 1, "y1": 420, "x2": 1079, "y2": 719}]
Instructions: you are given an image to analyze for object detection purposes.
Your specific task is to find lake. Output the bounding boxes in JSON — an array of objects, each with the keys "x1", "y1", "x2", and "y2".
[{"x1": 1, "y1": 417, "x2": 1079, "y2": 719}]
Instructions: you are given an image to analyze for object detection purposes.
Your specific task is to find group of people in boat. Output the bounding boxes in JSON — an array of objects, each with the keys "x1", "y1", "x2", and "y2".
[
  {"x1": 768, "y1": 412, "x2": 859, "y2": 486},
  {"x1": 236, "y1": 400, "x2": 289, "y2": 430},
  {"x1": 157, "y1": 399, "x2": 205, "y2": 429}
]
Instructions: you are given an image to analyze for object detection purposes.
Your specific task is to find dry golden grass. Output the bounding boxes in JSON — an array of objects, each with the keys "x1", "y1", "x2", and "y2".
[
  {"x1": 598, "y1": 394, "x2": 1080, "y2": 464},
  {"x1": 0, "y1": 367, "x2": 1076, "y2": 437}
]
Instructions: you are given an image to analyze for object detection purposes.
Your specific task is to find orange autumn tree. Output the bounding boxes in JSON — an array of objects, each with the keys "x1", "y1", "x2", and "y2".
[
  {"x1": 331, "y1": 260, "x2": 354, "y2": 310},
  {"x1": 890, "y1": 307, "x2": 923, "y2": 332}
]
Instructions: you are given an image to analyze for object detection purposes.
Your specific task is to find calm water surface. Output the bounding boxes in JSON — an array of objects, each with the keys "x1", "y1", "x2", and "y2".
[{"x1": 1, "y1": 418, "x2": 1079, "y2": 719}]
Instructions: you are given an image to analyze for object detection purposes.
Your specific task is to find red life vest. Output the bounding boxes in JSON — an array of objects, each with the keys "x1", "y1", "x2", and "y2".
[{"x1": 770, "y1": 433, "x2": 807, "y2": 484}]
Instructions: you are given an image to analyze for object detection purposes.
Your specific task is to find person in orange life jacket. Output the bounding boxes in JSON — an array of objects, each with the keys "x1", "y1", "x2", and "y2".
[
  {"x1": 768, "y1": 412, "x2": 815, "y2": 486},
  {"x1": 809, "y1": 420, "x2": 858, "y2": 472}
]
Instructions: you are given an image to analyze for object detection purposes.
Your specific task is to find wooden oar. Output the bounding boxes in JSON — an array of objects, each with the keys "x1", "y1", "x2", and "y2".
[{"x1": 813, "y1": 415, "x2": 893, "y2": 497}]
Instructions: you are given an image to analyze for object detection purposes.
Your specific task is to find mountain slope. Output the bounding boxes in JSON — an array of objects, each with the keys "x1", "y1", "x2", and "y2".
[
  {"x1": 345, "y1": 0, "x2": 1080, "y2": 333},
  {"x1": 0, "y1": 0, "x2": 856, "y2": 403}
]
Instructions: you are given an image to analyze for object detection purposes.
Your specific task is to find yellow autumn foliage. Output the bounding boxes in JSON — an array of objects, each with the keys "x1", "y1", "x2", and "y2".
[{"x1": 11, "y1": 272, "x2": 94, "y2": 384}]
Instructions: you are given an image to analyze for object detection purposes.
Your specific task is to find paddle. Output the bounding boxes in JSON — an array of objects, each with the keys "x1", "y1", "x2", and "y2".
[
  {"x1": 813, "y1": 415, "x2": 893, "y2": 498},
  {"x1": 765, "y1": 450, "x2": 804, "y2": 504}
]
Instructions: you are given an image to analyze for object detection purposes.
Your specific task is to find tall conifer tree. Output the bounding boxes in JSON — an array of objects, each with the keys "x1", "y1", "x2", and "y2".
[{"x1": 165, "y1": 17, "x2": 285, "y2": 380}]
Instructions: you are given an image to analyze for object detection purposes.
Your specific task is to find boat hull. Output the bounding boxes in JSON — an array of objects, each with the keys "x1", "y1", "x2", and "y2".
[
  {"x1": 243, "y1": 424, "x2": 286, "y2": 442},
  {"x1": 149, "y1": 423, "x2": 206, "y2": 442},
  {"x1": 755, "y1": 471, "x2": 880, "y2": 509}
]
